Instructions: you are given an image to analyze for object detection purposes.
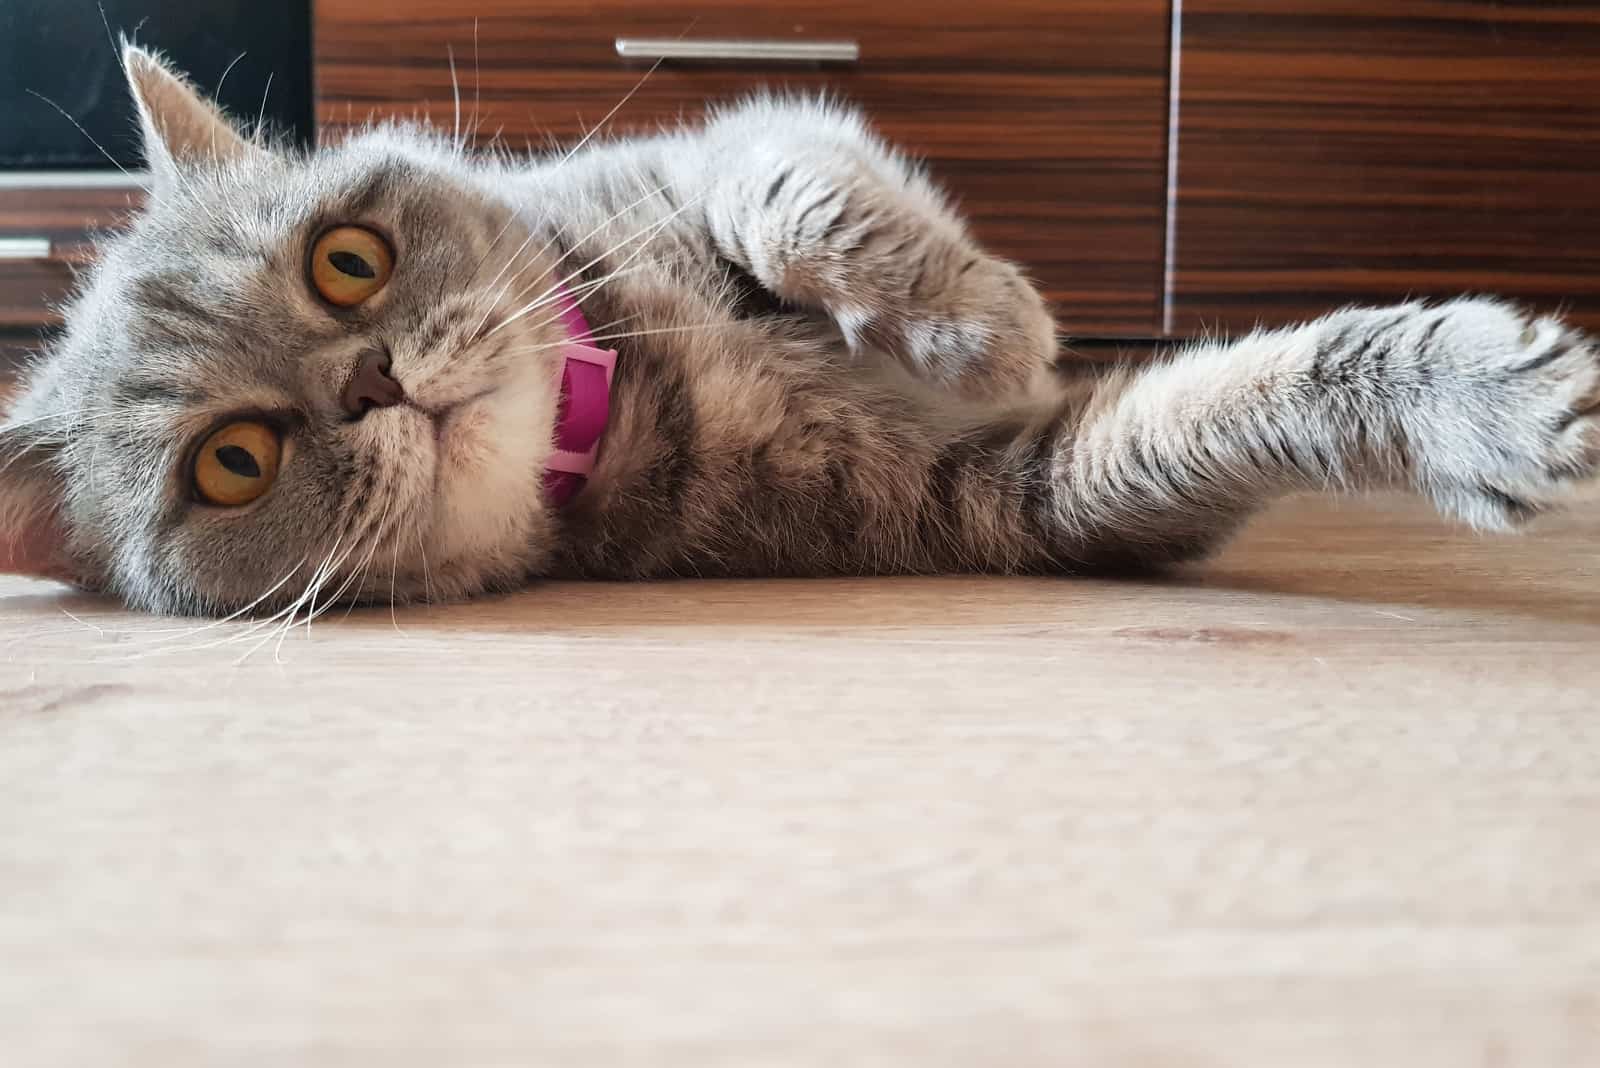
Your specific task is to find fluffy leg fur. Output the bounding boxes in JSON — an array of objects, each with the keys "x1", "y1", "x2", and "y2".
[{"x1": 1037, "y1": 298, "x2": 1600, "y2": 564}]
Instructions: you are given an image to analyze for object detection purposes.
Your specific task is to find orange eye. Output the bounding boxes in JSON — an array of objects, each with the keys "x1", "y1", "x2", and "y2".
[
  {"x1": 193, "y1": 421, "x2": 282, "y2": 507},
  {"x1": 309, "y1": 225, "x2": 394, "y2": 306}
]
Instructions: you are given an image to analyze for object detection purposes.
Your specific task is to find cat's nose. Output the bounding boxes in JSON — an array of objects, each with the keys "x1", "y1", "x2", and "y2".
[{"x1": 341, "y1": 347, "x2": 406, "y2": 419}]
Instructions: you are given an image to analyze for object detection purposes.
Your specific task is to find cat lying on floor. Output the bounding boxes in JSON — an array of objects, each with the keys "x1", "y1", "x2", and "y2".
[{"x1": 1, "y1": 46, "x2": 1596, "y2": 617}]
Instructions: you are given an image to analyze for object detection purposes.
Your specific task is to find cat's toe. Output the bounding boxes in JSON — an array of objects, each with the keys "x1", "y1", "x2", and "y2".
[{"x1": 1413, "y1": 303, "x2": 1600, "y2": 528}]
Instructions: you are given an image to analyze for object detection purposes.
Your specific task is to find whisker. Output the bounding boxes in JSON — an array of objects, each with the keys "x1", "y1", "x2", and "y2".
[
  {"x1": 254, "y1": 529, "x2": 353, "y2": 656},
  {"x1": 471, "y1": 18, "x2": 483, "y2": 144},
  {"x1": 478, "y1": 268, "x2": 655, "y2": 354},
  {"x1": 1, "y1": 407, "x2": 111, "y2": 434},
  {"x1": 318, "y1": 498, "x2": 397, "y2": 625},
  {"x1": 557, "y1": 58, "x2": 664, "y2": 167},
  {"x1": 493, "y1": 177, "x2": 685, "y2": 316},
  {"x1": 23, "y1": 90, "x2": 131, "y2": 176},
  {"x1": 583, "y1": 322, "x2": 725, "y2": 345},
  {"x1": 58, "y1": 606, "x2": 106, "y2": 637},
  {"x1": 388, "y1": 539, "x2": 407, "y2": 638},
  {"x1": 508, "y1": 262, "x2": 652, "y2": 322},
  {"x1": 500, "y1": 320, "x2": 725, "y2": 358},
  {"x1": 489, "y1": 192, "x2": 705, "y2": 338},
  {"x1": 447, "y1": 43, "x2": 462, "y2": 151},
  {"x1": 102, "y1": 553, "x2": 329, "y2": 664},
  {"x1": 487, "y1": 166, "x2": 671, "y2": 307},
  {"x1": 473, "y1": 177, "x2": 674, "y2": 336},
  {"x1": 416, "y1": 525, "x2": 435, "y2": 606},
  {"x1": 264, "y1": 533, "x2": 363, "y2": 663},
  {"x1": 254, "y1": 71, "x2": 274, "y2": 144},
  {"x1": 0, "y1": 409, "x2": 114, "y2": 479},
  {"x1": 215, "y1": 51, "x2": 250, "y2": 157},
  {"x1": 109, "y1": 555, "x2": 311, "y2": 650}
]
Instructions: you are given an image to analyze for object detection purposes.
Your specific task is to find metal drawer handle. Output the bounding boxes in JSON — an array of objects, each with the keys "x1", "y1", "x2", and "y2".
[
  {"x1": 0, "y1": 236, "x2": 53, "y2": 261},
  {"x1": 615, "y1": 37, "x2": 860, "y2": 64}
]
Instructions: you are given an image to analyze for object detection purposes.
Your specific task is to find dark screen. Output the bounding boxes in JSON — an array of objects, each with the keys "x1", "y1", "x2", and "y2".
[{"x1": 0, "y1": 1, "x2": 313, "y2": 170}]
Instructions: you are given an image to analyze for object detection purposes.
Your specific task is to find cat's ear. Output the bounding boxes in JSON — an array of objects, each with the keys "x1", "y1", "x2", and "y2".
[
  {"x1": 122, "y1": 43, "x2": 262, "y2": 194},
  {"x1": 0, "y1": 425, "x2": 76, "y2": 583}
]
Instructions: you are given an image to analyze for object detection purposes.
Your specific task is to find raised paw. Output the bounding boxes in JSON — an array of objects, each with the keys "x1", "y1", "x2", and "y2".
[
  {"x1": 1403, "y1": 298, "x2": 1600, "y2": 529},
  {"x1": 886, "y1": 251, "x2": 1059, "y2": 401}
]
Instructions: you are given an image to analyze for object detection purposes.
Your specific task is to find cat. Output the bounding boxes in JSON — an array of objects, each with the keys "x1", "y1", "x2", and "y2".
[{"x1": 1, "y1": 45, "x2": 1596, "y2": 619}]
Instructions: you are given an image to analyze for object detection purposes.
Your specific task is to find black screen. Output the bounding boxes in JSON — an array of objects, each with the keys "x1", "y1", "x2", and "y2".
[{"x1": 0, "y1": 1, "x2": 313, "y2": 170}]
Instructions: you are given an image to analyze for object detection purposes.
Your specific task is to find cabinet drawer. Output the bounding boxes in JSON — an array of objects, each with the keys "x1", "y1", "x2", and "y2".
[
  {"x1": 316, "y1": 0, "x2": 1171, "y2": 337},
  {"x1": 0, "y1": 187, "x2": 141, "y2": 327},
  {"x1": 1171, "y1": 1, "x2": 1600, "y2": 335}
]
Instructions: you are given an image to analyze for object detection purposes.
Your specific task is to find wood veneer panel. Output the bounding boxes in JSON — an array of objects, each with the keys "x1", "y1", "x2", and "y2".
[
  {"x1": 1172, "y1": 1, "x2": 1600, "y2": 334},
  {"x1": 315, "y1": 0, "x2": 1171, "y2": 337},
  {"x1": 0, "y1": 187, "x2": 142, "y2": 327}
]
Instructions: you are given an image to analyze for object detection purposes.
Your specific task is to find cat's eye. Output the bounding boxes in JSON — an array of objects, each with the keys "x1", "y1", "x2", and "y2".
[
  {"x1": 193, "y1": 421, "x2": 282, "y2": 507},
  {"x1": 309, "y1": 225, "x2": 394, "y2": 307}
]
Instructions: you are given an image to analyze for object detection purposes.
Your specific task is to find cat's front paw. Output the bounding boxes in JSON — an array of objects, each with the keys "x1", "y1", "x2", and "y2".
[
  {"x1": 1408, "y1": 299, "x2": 1600, "y2": 528},
  {"x1": 894, "y1": 254, "x2": 1059, "y2": 401}
]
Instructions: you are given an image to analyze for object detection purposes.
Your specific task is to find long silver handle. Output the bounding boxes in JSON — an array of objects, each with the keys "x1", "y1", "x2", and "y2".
[
  {"x1": 0, "y1": 236, "x2": 53, "y2": 261},
  {"x1": 615, "y1": 37, "x2": 860, "y2": 64}
]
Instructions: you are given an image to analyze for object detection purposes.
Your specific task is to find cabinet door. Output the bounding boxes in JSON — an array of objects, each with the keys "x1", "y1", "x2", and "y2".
[
  {"x1": 1171, "y1": 1, "x2": 1600, "y2": 335},
  {"x1": 315, "y1": 0, "x2": 1171, "y2": 337}
]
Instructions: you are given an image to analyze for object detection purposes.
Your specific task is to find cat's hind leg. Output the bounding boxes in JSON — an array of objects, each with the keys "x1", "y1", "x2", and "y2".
[{"x1": 1029, "y1": 299, "x2": 1600, "y2": 566}]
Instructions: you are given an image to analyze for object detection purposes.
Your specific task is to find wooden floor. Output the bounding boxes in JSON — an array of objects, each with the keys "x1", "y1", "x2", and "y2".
[{"x1": 2, "y1": 495, "x2": 1598, "y2": 1066}]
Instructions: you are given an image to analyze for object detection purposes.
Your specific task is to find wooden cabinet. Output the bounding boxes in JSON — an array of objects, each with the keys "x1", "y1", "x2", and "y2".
[
  {"x1": 0, "y1": 186, "x2": 139, "y2": 328},
  {"x1": 6, "y1": 2, "x2": 1600, "y2": 342},
  {"x1": 1169, "y1": 0, "x2": 1600, "y2": 334},
  {"x1": 314, "y1": 0, "x2": 1173, "y2": 337}
]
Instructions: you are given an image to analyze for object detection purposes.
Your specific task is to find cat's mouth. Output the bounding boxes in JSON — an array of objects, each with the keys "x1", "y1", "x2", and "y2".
[
  {"x1": 405, "y1": 390, "x2": 493, "y2": 442},
  {"x1": 411, "y1": 399, "x2": 483, "y2": 470}
]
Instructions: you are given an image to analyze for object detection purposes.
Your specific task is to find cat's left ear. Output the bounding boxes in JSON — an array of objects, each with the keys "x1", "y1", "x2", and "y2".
[
  {"x1": 0, "y1": 426, "x2": 77, "y2": 583},
  {"x1": 122, "y1": 43, "x2": 264, "y2": 195}
]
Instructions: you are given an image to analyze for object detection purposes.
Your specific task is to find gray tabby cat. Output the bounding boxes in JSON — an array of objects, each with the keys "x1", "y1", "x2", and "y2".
[{"x1": 1, "y1": 46, "x2": 1597, "y2": 617}]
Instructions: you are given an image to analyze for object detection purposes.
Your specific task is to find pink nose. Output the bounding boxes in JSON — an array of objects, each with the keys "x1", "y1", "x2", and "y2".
[{"x1": 342, "y1": 348, "x2": 405, "y2": 419}]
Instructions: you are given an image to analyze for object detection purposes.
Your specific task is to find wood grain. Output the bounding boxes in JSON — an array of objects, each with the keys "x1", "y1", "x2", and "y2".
[
  {"x1": 1171, "y1": 0, "x2": 1600, "y2": 335},
  {"x1": 3, "y1": 493, "x2": 1599, "y2": 1065},
  {"x1": 314, "y1": 0, "x2": 1172, "y2": 337},
  {"x1": 0, "y1": 187, "x2": 143, "y2": 327}
]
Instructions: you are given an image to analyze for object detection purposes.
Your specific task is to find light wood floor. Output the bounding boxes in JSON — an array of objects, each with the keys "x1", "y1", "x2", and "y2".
[{"x1": 3, "y1": 495, "x2": 1597, "y2": 1066}]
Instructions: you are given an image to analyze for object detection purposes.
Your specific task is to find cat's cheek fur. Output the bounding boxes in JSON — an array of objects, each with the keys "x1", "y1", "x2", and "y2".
[{"x1": 414, "y1": 355, "x2": 563, "y2": 597}]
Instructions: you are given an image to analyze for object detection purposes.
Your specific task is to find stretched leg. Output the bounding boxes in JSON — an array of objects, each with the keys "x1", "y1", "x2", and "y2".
[
  {"x1": 1031, "y1": 298, "x2": 1600, "y2": 565},
  {"x1": 685, "y1": 98, "x2": 1058, "y2": 400}
]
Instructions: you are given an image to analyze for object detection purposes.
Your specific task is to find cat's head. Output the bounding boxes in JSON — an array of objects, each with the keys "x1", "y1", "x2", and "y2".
[{"x1": 0, "y1": 47, "x2": 572, "y2": 615}]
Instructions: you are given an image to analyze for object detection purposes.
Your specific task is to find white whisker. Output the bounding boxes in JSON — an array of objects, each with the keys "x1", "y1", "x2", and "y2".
[
  {"x1": 489, "y1": 191, "x2": 705, "y2": 338},
  {"x1": 473, "y1": 178, "x2": 676, "y2": 337},
  {"x1": 493, "y1": 177, "x2": 685, "y2": 316},
  {"x1": 111, "y1": 555, "x2": 311, "y2": 650},
  {"x1": 500, "y1": 321, "x2": 725, "y2": 358},
  {"x1": 557, "y1": 58, "x2": 664, "y2": 167},
  {"x1": 25, "y1": 90, "x2": 131, "y2": 177},
  {"x1": 471, "y1": 18, "x2": 483, "y2": 144},
  {"x1": 58, "y1": 607, "x2": 105, "y2": 637},
  {"x1": 416, "y1": 524, "x2": 435, "y2": 606},
  {"x1": 255, "y1": 71, "x2": 274, "y2": 142},
  {"x1": 478, "y1": 269, "x2": 656, "y2": 356},
  {"x1": 388, "y1": 540, "x2": 406, "y2": 637},
  {"x1": 214, "y1": 50, "x2": 249, "y2": 157},
  {"x1": 447, "y1": 43, "x2": 462, "y2": 151}
]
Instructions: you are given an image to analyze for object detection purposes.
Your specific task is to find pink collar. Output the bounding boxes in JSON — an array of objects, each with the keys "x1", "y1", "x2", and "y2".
[{"x1": 542, "y1": 284, "x2": 617, "y2": 507}]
